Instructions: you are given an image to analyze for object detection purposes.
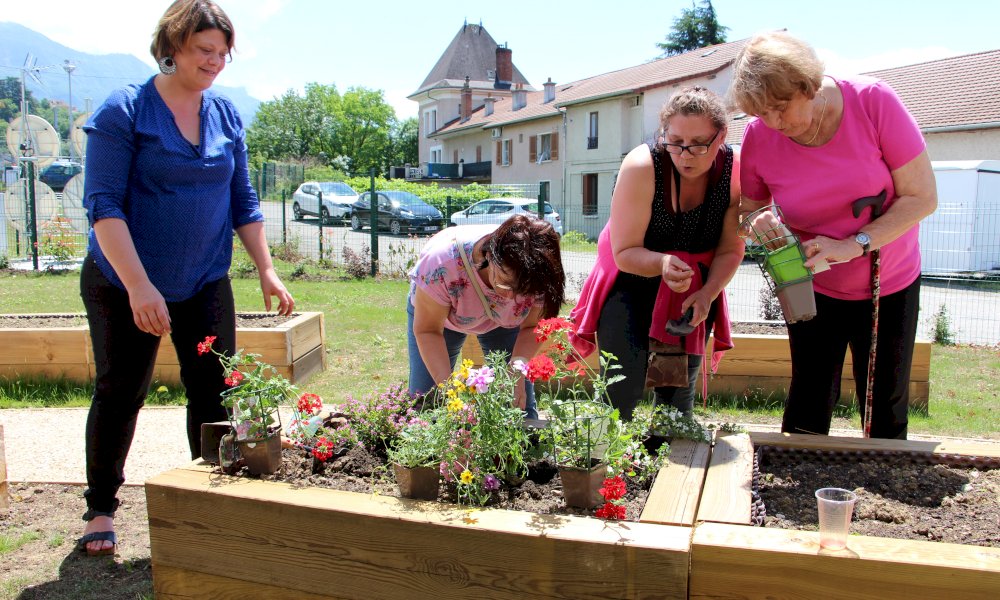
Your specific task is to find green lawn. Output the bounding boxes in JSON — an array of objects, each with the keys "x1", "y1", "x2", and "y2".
[{"x1": 0, "y1": 265, "x2": 996, "y2": 439}]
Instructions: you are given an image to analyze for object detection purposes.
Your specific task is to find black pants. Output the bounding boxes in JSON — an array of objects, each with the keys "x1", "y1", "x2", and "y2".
[
  {"x1": 597, "y1": 279, "x2": 703, "y2": 421},
  {"x1": 783, "y1": 277, "x2": 921, "y2": 439},
  {"x1": 80, "y1": 256, "x2": 235, "y2": 513}
]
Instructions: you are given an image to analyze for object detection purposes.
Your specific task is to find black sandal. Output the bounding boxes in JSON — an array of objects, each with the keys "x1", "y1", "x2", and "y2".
[{"x1": 77, "y1": 506, "x2": 118, "y2": 557}]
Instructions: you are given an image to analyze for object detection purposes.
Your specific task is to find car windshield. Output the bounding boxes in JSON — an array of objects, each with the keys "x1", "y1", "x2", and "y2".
[
  {"x1": 383, "y1": 191, "x2": 426, "y2": 209},
  {"x1": 318, "y1": 182, "x2": 356, "y2": 196},
  {"x1": 512, "y1": 200, "x2": 554, "y2": 214}
]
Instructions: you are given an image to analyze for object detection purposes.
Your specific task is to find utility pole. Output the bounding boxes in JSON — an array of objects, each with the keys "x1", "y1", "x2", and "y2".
[{"x1": 63, "y1": 60, "x2": 77, "y2": 161}]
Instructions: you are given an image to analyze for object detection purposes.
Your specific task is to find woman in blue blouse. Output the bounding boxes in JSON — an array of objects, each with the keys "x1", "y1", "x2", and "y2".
[{"x1": 78, "y1": 0, "x2": 294, "y2": 556}]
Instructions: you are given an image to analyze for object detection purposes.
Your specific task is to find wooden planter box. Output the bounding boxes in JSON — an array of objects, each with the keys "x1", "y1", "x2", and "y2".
[
  {"x1": 463, "y1": 334, "x2": 932, "y2": 410},
  {"x1": 0, "y1": 312, "x2": 326, "y2": 385},
  {"x1": 690, "y1": 432, "x2": 1000, "y2": 600},
  {"x1": 146, "y1": 439, "x2": 711, "y2": 599},
  {"x1": 0, "y1": 425, "x2": 8, "y2": 510}
]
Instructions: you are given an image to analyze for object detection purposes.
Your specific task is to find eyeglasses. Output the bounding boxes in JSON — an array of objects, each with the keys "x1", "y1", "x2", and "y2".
[{"x1": 662, "y1": 129, "x2": 721, "y2": 156}]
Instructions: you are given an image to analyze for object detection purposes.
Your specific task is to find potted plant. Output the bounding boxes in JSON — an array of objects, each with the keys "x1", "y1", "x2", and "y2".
[
  {"x1": 523, "y1": 318, "x2": 628, "y2": 509},
  {"x1": 198, "y1": 336, "x2": 297, "y2": 475},
  {"x1": 386, "y1": 418, "x2": 446, "y2": 500}
]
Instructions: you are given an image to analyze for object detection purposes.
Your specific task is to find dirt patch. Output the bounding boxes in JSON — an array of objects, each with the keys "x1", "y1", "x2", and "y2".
[
  {"x1": 756, "y1": 449, "x2": 1000, "y2": 547},
  {"x1": 731, "y1": 321, "x2": 788, "y2": 335},
  {"x1": 0, "y1": 484, "x2": 152, "y2": 599},
  {"x1": 255, "y1": 445, "x2": 652, "y2": 520},
  {"x1": 0, "y1": 313, "x2": 296, "y2": 329}
]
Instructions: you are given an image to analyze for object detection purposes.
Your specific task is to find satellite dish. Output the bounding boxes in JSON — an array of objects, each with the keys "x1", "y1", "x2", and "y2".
[
  {"x1": 61, "y1": 173, "x2": 90, "y2": 233},
  {"x1": 6, "y1": 115, "x2": 61, "y2": 169},
  {"x1": 71, "y1": 112, "x2": 91, "y2": 159},
  {"x1": 4, "y1": 179, "x2": 59, "y2": 232}
]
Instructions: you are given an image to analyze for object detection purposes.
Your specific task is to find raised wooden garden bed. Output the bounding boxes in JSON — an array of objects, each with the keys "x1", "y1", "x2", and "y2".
[
  {"x1": 690, "y1": 431, "x2": 1000, "y2": 600},
  {"x1": 146, "y1": 439, "x2": 711, "y2": 599},
  {"x1": 463, "y1": 334, "x2": 932, "y2": 410},
  {"x1": 0, "y1": 312, "x2": 326, "y2": 385},
  {"x1": 0, "y1": 425, "x2": 8, "y2": 510}
]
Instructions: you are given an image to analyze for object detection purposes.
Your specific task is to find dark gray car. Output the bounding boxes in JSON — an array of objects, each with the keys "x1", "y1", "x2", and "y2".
[{"x1": 350, "y1": 191, "x2": 443, "y2": 235}]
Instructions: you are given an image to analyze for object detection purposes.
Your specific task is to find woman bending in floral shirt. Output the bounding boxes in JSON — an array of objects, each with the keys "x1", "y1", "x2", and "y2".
[{"x1": 407, "y1": 214, "x2": 564, "y2": 418}]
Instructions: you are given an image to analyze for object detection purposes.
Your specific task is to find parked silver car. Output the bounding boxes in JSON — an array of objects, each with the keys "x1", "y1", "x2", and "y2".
[
  {"x1": 292, "y1": 181, "x2": 358, "y2": 224},
  {"x1": 449, "y1": 197, "x2": 563, "y2": 235}
]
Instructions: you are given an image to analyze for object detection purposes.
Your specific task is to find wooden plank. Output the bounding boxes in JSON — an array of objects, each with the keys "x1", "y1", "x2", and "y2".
[
  {"x1": 691, "y1": 522, "x2": 1000, "y2": 600},
  {"x1": 749, "y1": 431, "x2": 1000, "y2": 459},
  {"x1": 153, "y1": 564, "x2": 347, "y2": 599},
  {"x1": 290, "y1": 344, "x2": 325, "y2": 385},
  {"x1": 288, "y1": 312, "x2": 324, "y2": 361},
  {"x1": 0, "y1": 425, "x2": 8, "y2": 511},
  {"x1": 0, "y1": 328, "x2": 90, "y2": 364},
  {"x1": 639, "y1": 439, "x2": 711, "y2": 526},
  {"x1": 697, "y1": 433, "x2": 753, "y2": 525},
  {"x1": 155, "y1": 337, "x2": 292, "y2": 368},
  {"x1": 0, "y1": 363, "x2": 94, "y2": 381},
  {"x1": 146, "y1": 468, "x2": 690, "y2": 600}
]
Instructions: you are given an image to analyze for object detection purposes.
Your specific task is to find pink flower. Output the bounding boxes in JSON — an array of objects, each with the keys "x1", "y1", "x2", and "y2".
[
  {"x1": 197, "y1": 336, "x2": 217, "y2": 355},
  {"x1": 465, "y1": 366, "x2": 495, "y2": 393}
]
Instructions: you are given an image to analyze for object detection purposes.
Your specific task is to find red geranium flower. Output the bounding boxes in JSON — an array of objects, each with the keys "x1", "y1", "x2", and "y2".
[
  {"x1": 534, "y1": 317, "x2": 575, "y2": 343},
  {"x1": 312, "y1": 436, "x2": 335, "y2": 462},
  {"x1": 197, "y1": 335, "x2": 217, "y2": 355},
  {"x1": 525, "y1": 355, "x2": 556, "y2": 382},
  {"x1": 224, "y1": 369, "x2": 244, "y2": 387},
  {"x1": 599, "y1": 476, "x2": 627, "y2": 501},
  {"x1": 595, "y1": 503, "x2": 627, "y2": 520},
  {"x1": 297, "y1": 392, "x2": 323, "y2": 415}
]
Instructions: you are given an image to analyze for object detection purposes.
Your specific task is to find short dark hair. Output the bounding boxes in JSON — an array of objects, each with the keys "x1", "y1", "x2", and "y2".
[
  {"x1": 486, "y1": 215, "x2": 565, "y2": 318},
  {"x1": 150, "y1": 0, "x2": 235, "y2": 62}
]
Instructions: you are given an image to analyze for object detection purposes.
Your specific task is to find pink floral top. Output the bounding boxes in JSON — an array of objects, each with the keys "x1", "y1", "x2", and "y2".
[{"x1": 409, "y1": 225, "x2": 539, "y2": 334}]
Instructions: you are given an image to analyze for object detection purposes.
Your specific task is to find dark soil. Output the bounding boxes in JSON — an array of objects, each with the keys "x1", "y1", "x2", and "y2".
[
  {"x1": 0, "y1": 313, "x2": 296, "y2": 329},
  {"x1": 731, "y1": 321, "x2": 788, "y2": 335},
  {"x1": 756, "y1": 448, "x2": 1000, "y2": 547},
  {"x1": 252, "y1": 445, "x2": 652, "y2": 520}
]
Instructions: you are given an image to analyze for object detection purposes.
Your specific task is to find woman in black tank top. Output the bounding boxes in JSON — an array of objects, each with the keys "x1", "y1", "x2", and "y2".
[{"x1": 594, "y1": 87, "x2": 744, "y2": 420}]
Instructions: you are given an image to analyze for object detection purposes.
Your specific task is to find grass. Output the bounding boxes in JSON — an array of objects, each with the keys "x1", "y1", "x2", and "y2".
[
  {"x1": 0, "y1": 531, "x2": 41, "y2": 556},
  {"x1": 0, "y1": 265, "x2": 996, "y2": 439}
]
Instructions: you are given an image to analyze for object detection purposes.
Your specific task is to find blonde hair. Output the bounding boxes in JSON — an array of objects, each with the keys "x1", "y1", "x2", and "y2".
[
  {"x1": 150, "y1": 0, "x2": 235, "y2": 62},
  {"x1": 729, "y1": 31, "x2": 824, "y2": 116},
  {"x1": 658, "y1": 86, "x2": 728, "y2": 134}
]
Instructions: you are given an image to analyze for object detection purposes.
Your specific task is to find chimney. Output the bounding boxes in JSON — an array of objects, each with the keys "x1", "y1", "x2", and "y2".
[
  {"x1": 494, "y1": 44, "x2": 512, "y2": 90},
  {"x1": 460, "y1": 76, "x2": 472, "y2": 123},
  {"x1": 543, "y1": 77, "x2": 555, "y2": 103},
  {"x1": 484, "y1": 96, "x2": 496, "y2": 117},
  {"x1": 511, "y1": 83, "x2": 527, "y2": 111}
]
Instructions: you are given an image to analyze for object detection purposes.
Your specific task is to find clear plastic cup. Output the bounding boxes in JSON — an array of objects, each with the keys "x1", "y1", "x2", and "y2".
[{"x1": 815, "y1": 487, "x2": 858, "y2": 550}]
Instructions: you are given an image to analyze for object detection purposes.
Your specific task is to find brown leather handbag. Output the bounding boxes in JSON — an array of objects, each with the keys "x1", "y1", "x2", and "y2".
[{"x1": 645, "y1": 338, "x2": 688, "y2": 388}]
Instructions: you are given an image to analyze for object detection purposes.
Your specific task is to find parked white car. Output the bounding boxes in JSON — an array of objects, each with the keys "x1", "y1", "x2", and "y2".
[
  {"x1": 292, "y1": 181, "x2": 359, "y2": 224},
  {"x1": 449, "y1": 197, "x2": 562, "y2": 235}
]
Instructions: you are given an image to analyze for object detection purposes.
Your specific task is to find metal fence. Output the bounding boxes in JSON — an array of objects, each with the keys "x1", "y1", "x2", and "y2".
[{"x1": 2, "y1": 173, "x2": 998, "y2": 346}]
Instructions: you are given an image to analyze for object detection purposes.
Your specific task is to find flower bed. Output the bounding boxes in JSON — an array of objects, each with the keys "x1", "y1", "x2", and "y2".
[
  {"x1": 690, "y1": 431, "x2": 1000, "y2": 599},
  {"x1": 0, "y1": 312, "x2": 326, "y2": 385}
]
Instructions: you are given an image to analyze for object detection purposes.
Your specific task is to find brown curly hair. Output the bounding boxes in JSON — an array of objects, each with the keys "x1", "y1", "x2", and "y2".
[{"x1": 485, "y1": 215, "x2": 565, "y2": 318}]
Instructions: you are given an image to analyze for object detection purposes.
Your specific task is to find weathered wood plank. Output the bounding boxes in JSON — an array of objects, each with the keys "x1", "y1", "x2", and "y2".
[
  {"x1": 0, "y1": 328, "x2": 90, "y2": 364},
  {"x1": 697, "y1": 433, "x2": 753, "y2": 525},
  {"x1": 691, "y1": 522, "x2": 1000, "y2": 600},
  {"x1": 749, "y1": 431, "x2": 1000, "y2": 458},
  {"x1": 146, "y1": 468, "x2": 690, "y2": 600},
  {"x1": 708, "y1": 376, "x2": 930, "y2": 410},
  {"x1": 639, "y1": 439, "x2": 711, "y2": 526},
  {"x1": 288, "y1": 312, "x2": 324, "y2": 361},
  {"x1": 0, "y1": 425, "x2": 8, "y2": 511},
  {"x1": 0, "y1": 364, "x2": 94, "y2": 381},
  {"x1": 153, "y1": 564, "x2": 347, "y2": 599},
  {"x1": 290, "y1": 343, "x2": 325, "y2": 385}
]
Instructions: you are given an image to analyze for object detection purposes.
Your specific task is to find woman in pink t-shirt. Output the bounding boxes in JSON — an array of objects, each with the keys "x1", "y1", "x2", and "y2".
[
  {"x1": 731, "y1": 31, "x2": 937, "y2": 439},
  {"x1": 407, "y1": 215, "x2": 564, "y2": 418}
]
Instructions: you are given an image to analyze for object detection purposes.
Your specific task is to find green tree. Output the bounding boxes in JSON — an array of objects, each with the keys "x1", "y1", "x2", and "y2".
[
  {"x1": 388, "y1": 116, "x2": 418, "y2": 168},
  {"x1": 656, "y1": 0, "x2": 729, "y2": 57},
  {"x1": 246, "y1": 83, "x2": 340, "y2": 163},
  {"x1": 335, "y1": 86, "x2": 395, "y2": 175},
  {"x1": 0, "y1": 76, "x2": 39, "y2": 121}
]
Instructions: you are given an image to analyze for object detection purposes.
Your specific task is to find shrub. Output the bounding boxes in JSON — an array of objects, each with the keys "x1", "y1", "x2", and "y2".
[
  {"x1": 342, "y1": 245, "x2": 371, "y2": 279},
  {"x1": 758, "y1": 285, "x2": 783, "y2": 321},
  {"x1": 932, "y1": 303, "x2": 954, "y2": 345}
]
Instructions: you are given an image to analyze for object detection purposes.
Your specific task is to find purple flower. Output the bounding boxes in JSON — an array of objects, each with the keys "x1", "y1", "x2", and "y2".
[
  {"x1": 483, "y1": 474, "x2": 500, "y2": 492},
  {"x1": 465, "y1": 366, "x2": 495, "y2": 393}
]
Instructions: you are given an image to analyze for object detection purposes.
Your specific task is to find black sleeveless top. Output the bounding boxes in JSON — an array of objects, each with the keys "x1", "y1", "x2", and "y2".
[{"x1": 617, "y1": 143, "x2": 734, "y2": 290}]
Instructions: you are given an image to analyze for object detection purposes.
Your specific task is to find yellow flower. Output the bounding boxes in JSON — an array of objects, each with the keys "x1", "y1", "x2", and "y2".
[
  {"x1": 460, "y1": 470, "x2": 474, "y2": 484},
  {"x1": 156, "y1": 386, "x2": 168, "y2": 393},
  {"x1": 446, "y1": 388, "x2": 458, "y2": 399},
  {"x1": 447, "y1": 398, "x2": 465, "y2": 413},
  {"x1": 462, "y1": 359, "x2": 474, "y2": 369}
]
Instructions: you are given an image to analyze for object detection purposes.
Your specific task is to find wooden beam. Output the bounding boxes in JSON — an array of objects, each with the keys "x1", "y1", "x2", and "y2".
[
  {"x1": 147, "y1": 467, "x2": 690, "y2": 599},
  {"x1": 639, "y1": 439, "x2": 711, "y2": 526},
  {"x1": 748, "y1": 431, "x2": 1000, "y2": 458},
  {"x1": 153, "y1": 564, "x2": 348, "y2": 599},
  {"x1": 691, "y1": 522, "x2": 1000, "y2": 600},
  {"x1": 697, "y1": 433, "x2": 753, "y2": 524},
  {"x1": 0, "y1": 425, "x2": 8, "y2": 511}
]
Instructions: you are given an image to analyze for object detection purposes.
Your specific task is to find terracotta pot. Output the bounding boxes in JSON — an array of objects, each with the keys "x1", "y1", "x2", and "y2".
[
  {"x1": 200, "y1": 421, "x2": 233, "y2": 464},
  {"x1": 238, "y1": 432, "x2": 283, "y2": 475},
  {"x1": 559, "y1": 460, "x2": 608, "y2": 509},
  {"x1": 393, "y1": 464, "x2": 440, "y2": 501}
]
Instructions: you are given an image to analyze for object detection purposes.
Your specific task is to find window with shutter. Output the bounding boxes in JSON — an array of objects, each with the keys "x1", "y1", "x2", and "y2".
[
  {"x1": 551, "y1": 132, "x2": 559, "y2": 160},
  {"x1": 496, "y1": 141, "x2": 501, "y2": 165},
  {"x1": 529, "y1": 136, "x2": 537, "y2": 163}
]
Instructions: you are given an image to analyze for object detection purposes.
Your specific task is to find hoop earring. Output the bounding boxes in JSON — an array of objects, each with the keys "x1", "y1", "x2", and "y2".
[{"x1": 158, "y1": 56, "x2": 176, "y2": 75}]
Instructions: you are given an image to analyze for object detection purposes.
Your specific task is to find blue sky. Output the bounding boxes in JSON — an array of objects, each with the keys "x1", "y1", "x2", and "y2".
[{"x1": 5, "y1": 0, "x2": 997, "y2": 120}]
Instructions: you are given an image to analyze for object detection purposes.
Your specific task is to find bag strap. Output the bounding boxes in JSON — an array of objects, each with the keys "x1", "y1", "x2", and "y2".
[{"x1": 455, "y1": 235, "x2": 499, "y2": 319}]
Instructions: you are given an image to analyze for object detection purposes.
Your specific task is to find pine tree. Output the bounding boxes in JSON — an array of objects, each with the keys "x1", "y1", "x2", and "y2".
[{"x1": 656, "y1": 0, "x2": 729, "y2": 57}]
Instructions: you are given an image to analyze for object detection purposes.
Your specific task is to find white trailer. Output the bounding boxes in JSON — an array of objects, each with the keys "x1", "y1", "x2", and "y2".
[{"x1": 920, "y1": 160, "x2": 1000, "y2": 274}]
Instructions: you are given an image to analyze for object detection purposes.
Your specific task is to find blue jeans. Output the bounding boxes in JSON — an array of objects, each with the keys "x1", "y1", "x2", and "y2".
[{"x1": 406, "y1": 300, "x2": 537, "y2": 419}]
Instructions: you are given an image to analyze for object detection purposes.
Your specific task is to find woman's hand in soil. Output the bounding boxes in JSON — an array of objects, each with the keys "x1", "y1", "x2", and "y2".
[{"x1": 661, "y1": 254, "x2": 693, "y2": 293}]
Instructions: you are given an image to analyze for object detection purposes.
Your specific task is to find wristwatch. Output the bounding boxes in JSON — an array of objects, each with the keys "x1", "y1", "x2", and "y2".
[{"x1": 854, "y1": 232, "x2": 872, "y2": 256}]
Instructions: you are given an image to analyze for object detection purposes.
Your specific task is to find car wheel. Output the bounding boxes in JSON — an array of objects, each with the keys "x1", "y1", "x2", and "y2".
[
  {"x1": 320, "y1": 207, "x2": 330, "y2": 224},
  {"x1": 292, "y1": 203, "x2": 303, "y2": 221},
  {"x1": 351, "y1": 214, "x2": 363, "y2": 231},
  {"x1": 390, "y1": 220, "x2": 402, "y2": 235}
]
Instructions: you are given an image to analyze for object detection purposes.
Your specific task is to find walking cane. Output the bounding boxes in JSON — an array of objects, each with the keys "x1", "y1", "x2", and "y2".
[{"x1": 852, "y1": 191, "x2": 887, "y2": 438}]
